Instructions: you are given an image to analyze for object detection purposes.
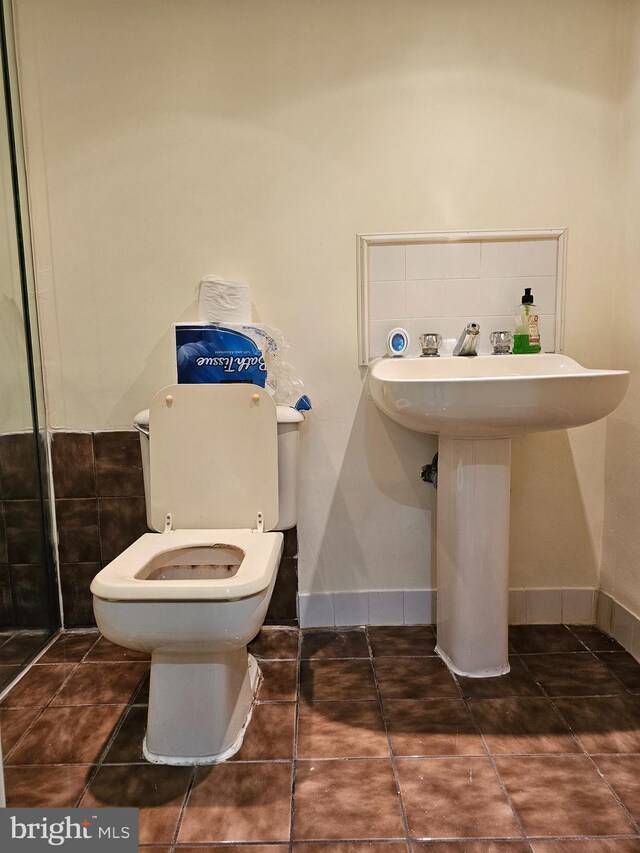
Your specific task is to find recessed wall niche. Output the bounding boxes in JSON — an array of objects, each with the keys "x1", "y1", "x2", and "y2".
[{"x1": 357, "y1": 229, "x2": 566, "y2": 364}]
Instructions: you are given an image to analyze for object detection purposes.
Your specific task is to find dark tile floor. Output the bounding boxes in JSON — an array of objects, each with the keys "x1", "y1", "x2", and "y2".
[{"x1": 2, "y1": 624, "x2": 640, "y2": 851}]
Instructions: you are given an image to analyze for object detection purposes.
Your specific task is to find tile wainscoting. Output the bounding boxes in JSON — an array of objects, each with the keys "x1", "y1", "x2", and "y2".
[
  {"x1": 298, "y1": 588, "x2": 598, "y2": 629},
  {"x1": 598, "y1": 592, "x2": 640, "y2": 666},
  {"x1": 50, "y1": 432, "x2": 298, "y2": 627},
  {"x1": 299, "y1": 587, "x2": 640, "y2": 666},
  {"x1": 0, "y1": 433, "x2": 50, "y2": 627}
]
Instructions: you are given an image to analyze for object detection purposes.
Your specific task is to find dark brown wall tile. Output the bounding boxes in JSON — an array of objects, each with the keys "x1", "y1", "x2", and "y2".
[
  {"x1": 94, "y1": 432, "x2": 144, "y2": 497},
  {"x1": 59, "y1": 563, "x2": 101, "y2": 627},
  {"x1": 0, "y1": 433, "x2": 40, "y2": 500},
  {"x1": 9, "y1": 564, "x2": 50, "y2": 627},
  {"x1": 4, "y1": 501, "x2": 44, "y2": 564},
  {"x1": 282, "y1": 526, "x2": 298, "y2": 559},
  {"x1": 0, "y1": 505, "x2": 7, "y2": 563},
  {"x1": 56, "y1": 499, "x2": 100, "y2": 563},
  {"x1": 0, "y1": 563, "x2": 13, "y2": 624},
  {"x1": 98, "y1": 497, "x2": 148, "y2": 561},
  {"x1": 265, "y1": 555, "x2": 298, "y2": 624},
  {"x1": 51, "y1": 433, "x2": 95, "y2": 498}
]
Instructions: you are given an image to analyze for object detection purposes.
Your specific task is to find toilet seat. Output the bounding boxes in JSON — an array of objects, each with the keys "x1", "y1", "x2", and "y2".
[{"x1": 91, "y1": 528, "x2": 283, "y2": 602}]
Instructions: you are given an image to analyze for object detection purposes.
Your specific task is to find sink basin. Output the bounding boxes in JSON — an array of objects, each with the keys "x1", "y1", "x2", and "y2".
[
  {"x1": 368, "y1": 351, "x2": 630, "y2": 679},
  {"x1": 369, "y1": 353, "x2": 629, "y2": 438}
]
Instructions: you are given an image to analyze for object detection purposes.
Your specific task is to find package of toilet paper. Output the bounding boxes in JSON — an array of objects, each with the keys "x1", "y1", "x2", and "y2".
[
  {"x1": 176, "y1": 323, "x2": 267, "y2": 386},
  {"x1": 197, "y1": 275, "x2": 251, "y2": 324},
  {"x1": 175, "y1": 322, "x2": 312, "y2": 411}
]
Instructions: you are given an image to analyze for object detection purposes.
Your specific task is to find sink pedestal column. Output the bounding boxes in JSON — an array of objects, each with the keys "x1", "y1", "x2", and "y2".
[{"x1": 435, "y1": 436, "x2": 511, "y2": 677}]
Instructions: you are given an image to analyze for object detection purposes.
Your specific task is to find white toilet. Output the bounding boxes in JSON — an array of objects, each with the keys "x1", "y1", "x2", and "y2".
[{"x1": 90, "y1": 382, "x2": 302, "y2": 766}]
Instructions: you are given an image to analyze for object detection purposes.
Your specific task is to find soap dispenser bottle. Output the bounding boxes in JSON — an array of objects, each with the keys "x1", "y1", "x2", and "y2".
[{"x1": 513, "y1": 287, "x2": 541, "y2": 354}]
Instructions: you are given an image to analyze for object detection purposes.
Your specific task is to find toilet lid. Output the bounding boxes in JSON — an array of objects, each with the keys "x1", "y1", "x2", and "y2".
[{"x1": 148, "y1": 384, "x2": 279, "y2": 532}]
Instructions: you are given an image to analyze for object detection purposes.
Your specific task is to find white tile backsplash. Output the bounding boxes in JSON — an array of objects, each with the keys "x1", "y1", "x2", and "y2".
[
  {"x1": 406, "y1": 280, "x2": 444, "y2": 318},
  {"x1": 443, "y1": 241, "x2": 481, "y2": 279},
  {"x1": 369, "y1": 244, "x2": 406, "y2": 281},
  {"x1": 478, "y1": 278, "x2": 520, "y2": 316},
  {"x1": 481, "y1": 240, "x2": 520, "y2": 278},
  {"x1": 442, "y1": 279, "x2": 482, "y2": 316},
  {"x1": 519, "y1": 276, "x2": 557, "y2": 314},
  {"x1": 369, "y1": 281, "x2": 406, "y2": 321},
  {"x1": 406, "y1": 243, "x2": 444, "y2": 280},
  {"x1": 518, "y1": 239, "x2": 558, "y2": 277},
  {"x1": 364, "y1": 233, "x2": 561, "y2": 362}
]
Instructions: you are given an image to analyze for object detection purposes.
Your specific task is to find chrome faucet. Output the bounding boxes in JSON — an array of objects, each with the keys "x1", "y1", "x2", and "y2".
[{"x1": 453, "y1": 323, "x2": 480, "y2": 356}]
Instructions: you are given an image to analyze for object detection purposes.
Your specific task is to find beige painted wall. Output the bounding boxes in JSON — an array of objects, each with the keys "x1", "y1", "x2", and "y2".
[
  {"x1": 601, "y1": 0, "x2": 640, "y2": 618},
  {"x1": 13, "y1": 0, "x2": 624, "y2": 594}
]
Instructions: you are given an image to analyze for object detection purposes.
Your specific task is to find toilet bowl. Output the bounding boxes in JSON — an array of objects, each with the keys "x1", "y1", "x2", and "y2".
[{"x1": 91, "y1": 383, "x2": 299, "y2": 765}]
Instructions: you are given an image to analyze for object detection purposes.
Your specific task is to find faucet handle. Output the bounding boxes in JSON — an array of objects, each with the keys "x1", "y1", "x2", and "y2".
[
  {"x1": 490, "y1": 330, "x2": 513, "y2": 355},
  {"x1": 419, "y1": 332, "x2": 443, "y2": 357}
]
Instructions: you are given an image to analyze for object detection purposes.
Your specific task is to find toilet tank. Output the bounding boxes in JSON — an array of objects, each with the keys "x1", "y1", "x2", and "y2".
[{"x1": 133, "y1": 404, "x2": 303, "y2": 531}]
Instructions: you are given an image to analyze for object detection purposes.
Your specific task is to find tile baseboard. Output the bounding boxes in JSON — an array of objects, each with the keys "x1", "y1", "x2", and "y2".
[
  {"x1": 596, "y1": 590, "x2": 640, "y2": 663},
  {"x1": 297, "y1": 586, "x2": 596, "y2": 628}
]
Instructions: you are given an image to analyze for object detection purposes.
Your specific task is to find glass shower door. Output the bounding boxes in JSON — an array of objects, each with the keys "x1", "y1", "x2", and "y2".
[{"x1": 0, "y1": 0, "x2": 60, "y2": 689}]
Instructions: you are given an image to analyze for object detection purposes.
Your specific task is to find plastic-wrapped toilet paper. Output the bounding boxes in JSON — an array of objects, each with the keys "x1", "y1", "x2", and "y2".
[{"x1": 198, "y1": 274, "x2": 251, "y2": 324}]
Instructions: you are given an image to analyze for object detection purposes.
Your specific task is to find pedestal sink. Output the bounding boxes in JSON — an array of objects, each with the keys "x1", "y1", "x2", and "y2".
[{"x1": 369, "y1": 354, "x2": 629, "y2": 677}]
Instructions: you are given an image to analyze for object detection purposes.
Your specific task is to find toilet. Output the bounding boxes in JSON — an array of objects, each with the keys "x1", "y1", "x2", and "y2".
[{"x1": 90, "y1": 382, "x2": 303, "y2": 766}]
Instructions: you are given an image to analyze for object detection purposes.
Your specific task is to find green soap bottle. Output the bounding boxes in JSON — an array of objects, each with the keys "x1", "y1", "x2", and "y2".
[{"x1": 513, "y1": 287, "x2": 541, "y2": 354}]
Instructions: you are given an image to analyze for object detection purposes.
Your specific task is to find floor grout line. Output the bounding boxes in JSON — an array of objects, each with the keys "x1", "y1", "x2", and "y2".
[
  {"x1": 364, "y1": 625, "x2": 413, "y2": 846},
  {"x1": 287, "y1": 624, "x2": 304, "y2": 850},
  {"x1": 170, "y1": 766, "x2": 198, "y2": 849},
  {"x1": 516, "y1": 652, "x2": 640, "y2": 838},
  {"x1": 450, "y1": 670, "x2": 530, "y2": 845}
]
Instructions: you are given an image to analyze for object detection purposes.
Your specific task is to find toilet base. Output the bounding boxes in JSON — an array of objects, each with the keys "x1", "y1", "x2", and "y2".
[{"x1": 143, "y1": 649, "x2": 261, "y2": 766}]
